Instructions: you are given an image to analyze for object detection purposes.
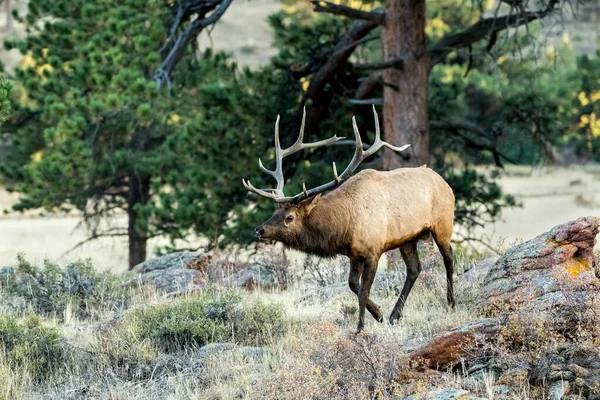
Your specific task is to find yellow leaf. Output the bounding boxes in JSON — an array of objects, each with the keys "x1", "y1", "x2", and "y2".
[
  {"x1": 31, "y1": 151, "x2": 43, "y2": 164},
  {"x1": 578, "y1": 92, "x2": 590, "y2": 107}
]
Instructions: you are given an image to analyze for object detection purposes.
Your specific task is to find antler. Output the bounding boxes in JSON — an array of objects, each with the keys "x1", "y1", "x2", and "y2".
[
  {"x1": 243, "y1": 105, "x2": 410, "y2": 203},
  {"x1": 242, "y1": 107, "x2": 345, "y2": 201}
]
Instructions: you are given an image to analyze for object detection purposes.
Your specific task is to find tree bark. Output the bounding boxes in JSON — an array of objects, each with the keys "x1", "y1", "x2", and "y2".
[
  {"x1": 381, "y1": 0, "x2": 429, "y2": 169},
  {"x1": 5, "y1": 0, "x2": 13, "y2": 31},
  {"x1": 127, "y1": 175, "x2": 150, "y2": 269}
]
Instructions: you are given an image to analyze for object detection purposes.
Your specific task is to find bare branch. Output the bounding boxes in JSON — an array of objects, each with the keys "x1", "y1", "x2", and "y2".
[
  {"x1": 154, "y1": 0, "x2": 233, "y2": 88},
  {"x1": 355, "y1": 72, "x2": 382, "y2": 100},
  {"x1": 428, "y1": 0, "x2": 560, "y2": 67},
  {"x1": 311, "y1": 0, "x2": 385, "y2": 25}
]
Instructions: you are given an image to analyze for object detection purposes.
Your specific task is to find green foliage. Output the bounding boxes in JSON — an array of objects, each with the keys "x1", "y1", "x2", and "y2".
[
  {"x1": 568, "y1": 55, "x2": 600, "y2": 161},
  {"x1": 0, "y1": 255, "x2": 130, "y2": 320},
  {"x1": 0, "y1": 77, "x2": 12, "y2": 124},
  {"x1": 0, "y1": 0, "x2": 279, "y2": 255},
  {"x1": 120, "y1": 288, "x2": 286, "y2": 352},
  {"x1": 0, "y1": 314, "x2": 64, "y2": 380}
]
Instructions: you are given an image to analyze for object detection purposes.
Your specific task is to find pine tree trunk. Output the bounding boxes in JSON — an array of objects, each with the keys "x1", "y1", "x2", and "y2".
[
  {"x1": 127, "y1": 175, "x2": 150, "y2": 269},
  {"x1": 381, "y1": 0, "x2": 429, "y2": 169},
  {"x1": 5, "y1": 0, "x2": 13, "y2": 31}
]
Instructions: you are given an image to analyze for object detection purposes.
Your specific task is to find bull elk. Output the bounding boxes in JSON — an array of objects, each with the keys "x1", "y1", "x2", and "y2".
[{"x1": 243, "y1": 106, "x2": 455, "y2": 332}]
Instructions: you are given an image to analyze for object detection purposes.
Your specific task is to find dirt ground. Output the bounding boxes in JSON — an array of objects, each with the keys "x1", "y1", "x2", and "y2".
[{"x1": 1, "y1": 165, "x2": 599, "y2": 272}]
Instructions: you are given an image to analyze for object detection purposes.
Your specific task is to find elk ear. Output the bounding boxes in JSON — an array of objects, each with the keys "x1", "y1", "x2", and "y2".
[{"x1": 304, "y1": 193, "x2": 321, "y2": 215}]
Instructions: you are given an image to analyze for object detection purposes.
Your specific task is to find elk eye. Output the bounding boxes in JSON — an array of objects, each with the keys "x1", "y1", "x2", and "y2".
[{"x1": 285, "y1": 214, "x2": 294, "y2": 224}]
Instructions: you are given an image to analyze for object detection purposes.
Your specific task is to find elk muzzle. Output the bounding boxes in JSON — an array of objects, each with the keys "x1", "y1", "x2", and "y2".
[{"x1": 255, "y1": 225, "x2": 266, "y2": 240}]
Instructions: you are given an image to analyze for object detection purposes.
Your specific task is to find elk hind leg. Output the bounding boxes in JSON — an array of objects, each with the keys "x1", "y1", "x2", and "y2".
[
  {"x1": 389, "y1": 241, "x2": 421, "y2": 324},
  {"x1": 432, "y1": 230, "x2": 455, "y2": 308}
]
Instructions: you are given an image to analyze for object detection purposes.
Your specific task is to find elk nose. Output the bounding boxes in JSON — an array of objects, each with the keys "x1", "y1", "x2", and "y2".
[{"x1": 255, "y1": 226, "x2": 265, "y2": 238}]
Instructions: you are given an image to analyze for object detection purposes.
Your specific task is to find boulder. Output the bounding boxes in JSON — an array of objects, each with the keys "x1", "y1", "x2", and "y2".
[
  {"x1": 221, "y1": 263, "x2": 278, "y2": 291},
  {"x1": 482, "y1": 216, "x2": 600, "y2": 309},
  {"x1": 132, "y1": 251, "x2": 211, "y2": 274},
  {"x1": 128, "y1": 252, "x2": 210, "y2": 295},
  {"x1": 461, "y1": 257, "x2": 497, "y2": 291},
  {"x1": 409, "y1": 318, "x2": 501, "y2": 370}
]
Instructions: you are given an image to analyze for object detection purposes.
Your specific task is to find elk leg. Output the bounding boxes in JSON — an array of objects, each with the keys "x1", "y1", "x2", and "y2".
[
  {"x1": 356, "y1": 257, "x2": 379, "y2": 333},
  {"x1": 433, "y1": 234, "x2": 455, "y2": 308},
  {"x1": 349, "y1": 260, "x2": 383, "y2": 323},
  {"x1": 389, "y1": 241, "x2": 421, "y2": 324}
]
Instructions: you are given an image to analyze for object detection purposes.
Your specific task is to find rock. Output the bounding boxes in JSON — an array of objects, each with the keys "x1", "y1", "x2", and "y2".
[
  {"x1": 410, "y1": 318, "x2": 501, "y2": 369},
  {"x1": 462, "y1": 257, "x2": 497, "y2": 291},
  {"x1": 132, "y1": 251, "x2": 211, "y2": 274},
  {"x1": 497, "y1": 368, "x2": 529, "y2": 386},
  {"x1": 127, "y1": 252, "x2": 210, "y2": 296},
  {"x1": 567, "y1": 363, "x2": 591, "y2": 378},
  {"x1": 222, "y1": 263, "x2": 277, "y2": 290},
  {"x1": 405, "y1": 389, "x2": 472, "y2": 400},
  {"x1": 492, "y1": 385, "x2": 510, "y2": 397},
  {"x1": 130, "y1": 264, "x2": 204, "y2": 295},
  {"x1": 482, "y1": 216, "x2": 600, "y2": 309},
  {"x1": 548, "y1": 380, "x2": 570, "y2": 400},
  {"x1": 549, "y1": 370, "x2": 575, "y2": 382}
]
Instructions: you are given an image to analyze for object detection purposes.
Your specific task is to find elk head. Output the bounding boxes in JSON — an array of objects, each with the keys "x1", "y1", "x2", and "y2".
[{"x1": 243, "y1": 106, "x2": 410, "y2": 244}]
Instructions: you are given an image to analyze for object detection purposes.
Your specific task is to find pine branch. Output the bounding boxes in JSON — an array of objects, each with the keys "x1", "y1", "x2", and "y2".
[
  {"x1": 311, "y1": 0, "x2": 385, "y2": 25},
  {"x1": 429, "y1": 0, "x2": 560, "y2": 66}
]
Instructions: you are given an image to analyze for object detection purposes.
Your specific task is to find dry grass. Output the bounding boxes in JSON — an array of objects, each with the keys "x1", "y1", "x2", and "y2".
[{"x1": 2, "y1": 248, "x2": 600, "y2": 399}]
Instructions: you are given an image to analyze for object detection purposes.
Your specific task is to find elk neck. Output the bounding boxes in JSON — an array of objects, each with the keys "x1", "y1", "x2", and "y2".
[{"x1": 292, "y1": 195, "x2": 352, "y2": 258}]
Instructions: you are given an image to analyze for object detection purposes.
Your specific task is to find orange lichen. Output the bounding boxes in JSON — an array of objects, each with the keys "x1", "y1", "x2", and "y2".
[{"x1": 564, "y1": 257, "x2": 591, "y2": 277}]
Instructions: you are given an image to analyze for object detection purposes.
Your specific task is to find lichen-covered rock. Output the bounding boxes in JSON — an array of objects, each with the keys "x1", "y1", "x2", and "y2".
[
  {"x1": 483, "y1": 216, "x2": 600, "y2": 307},
  {"x1": 221, "y1": 263, "x2": 278, "y2": 291},
  {"x1": 410, "y1": 318, "x2": 501, "y2": 369},
  {"x1": 462, "y1": 257, "x2": 497, "y2": 291},
  {"x1": 404, "y1": 388, "x2": 476, "y2": 400},
  {"x1": 132, "y1": 251, "x2": 211, "y2": 274},
  {"x1": 127, "y1": 252, "x2": 210, "y2": 295}
]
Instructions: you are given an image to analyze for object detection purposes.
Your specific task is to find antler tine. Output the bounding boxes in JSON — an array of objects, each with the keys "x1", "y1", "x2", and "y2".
[
  {"x1": 336, "y1": 116, "x2": 365, "y2": 181},
  {"x1": 242, "y1": 179, "x2": 279, "y2": 200},
  {"x1": 365, "y1": 105, "x2": 411, "y2": 158}
]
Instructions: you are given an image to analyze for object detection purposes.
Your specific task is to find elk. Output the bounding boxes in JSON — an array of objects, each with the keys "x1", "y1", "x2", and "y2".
[{"x1": 243, "y1": 106, "x2": 455, "y2": 332}]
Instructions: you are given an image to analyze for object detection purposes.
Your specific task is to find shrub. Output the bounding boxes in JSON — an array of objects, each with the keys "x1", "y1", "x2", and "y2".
[
  {"x1": 0, "y1": 315, "x2": 65, "y2": 380},
  {"x1": 0, "y1": 255, "x2": 131, "y2": 320},
  {"x1": 120, "y1": 288, "x2": 286, "y2": 352}
]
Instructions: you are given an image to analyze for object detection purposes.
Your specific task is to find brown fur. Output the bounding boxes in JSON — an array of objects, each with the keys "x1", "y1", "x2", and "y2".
[{"x1": 256, "y1": 167, "x2": 456, "y2": 332}]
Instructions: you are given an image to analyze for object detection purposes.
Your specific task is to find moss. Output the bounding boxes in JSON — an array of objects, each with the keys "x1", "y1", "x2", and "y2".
[
  {"x1": 0, "y1": 315, "x2": 65, "y2": 380},
  {"x1": 120, "y1": 287, "x2": 286, "y2": 352}
]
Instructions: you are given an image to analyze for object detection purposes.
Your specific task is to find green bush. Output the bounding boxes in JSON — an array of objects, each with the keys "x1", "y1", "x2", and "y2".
[
  {"x1": 121, "y1": 288, "x2": 286, "y2": 352},
  {"x1": 0, "y1": 315, "x2": 64, "y2": 380},
  {"x1": 0, "y1": 255, "x2": 130, "y2": 320}
]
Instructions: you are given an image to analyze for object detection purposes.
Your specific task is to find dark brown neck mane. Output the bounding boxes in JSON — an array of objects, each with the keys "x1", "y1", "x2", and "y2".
[{"x1": 280, "y1": 197, "x2": 351, "y2": 258}]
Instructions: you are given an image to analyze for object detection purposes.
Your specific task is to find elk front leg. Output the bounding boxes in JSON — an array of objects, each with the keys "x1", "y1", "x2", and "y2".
[
  {"x1": 349, "y1": 259, "x2": 383, "y2": 325},
  {"x1": 389, "y1": 241, "x2": 421, "y2": 324},
  {"x1": 356, "y1": 257, "x2": 380, "y2": 333}
]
